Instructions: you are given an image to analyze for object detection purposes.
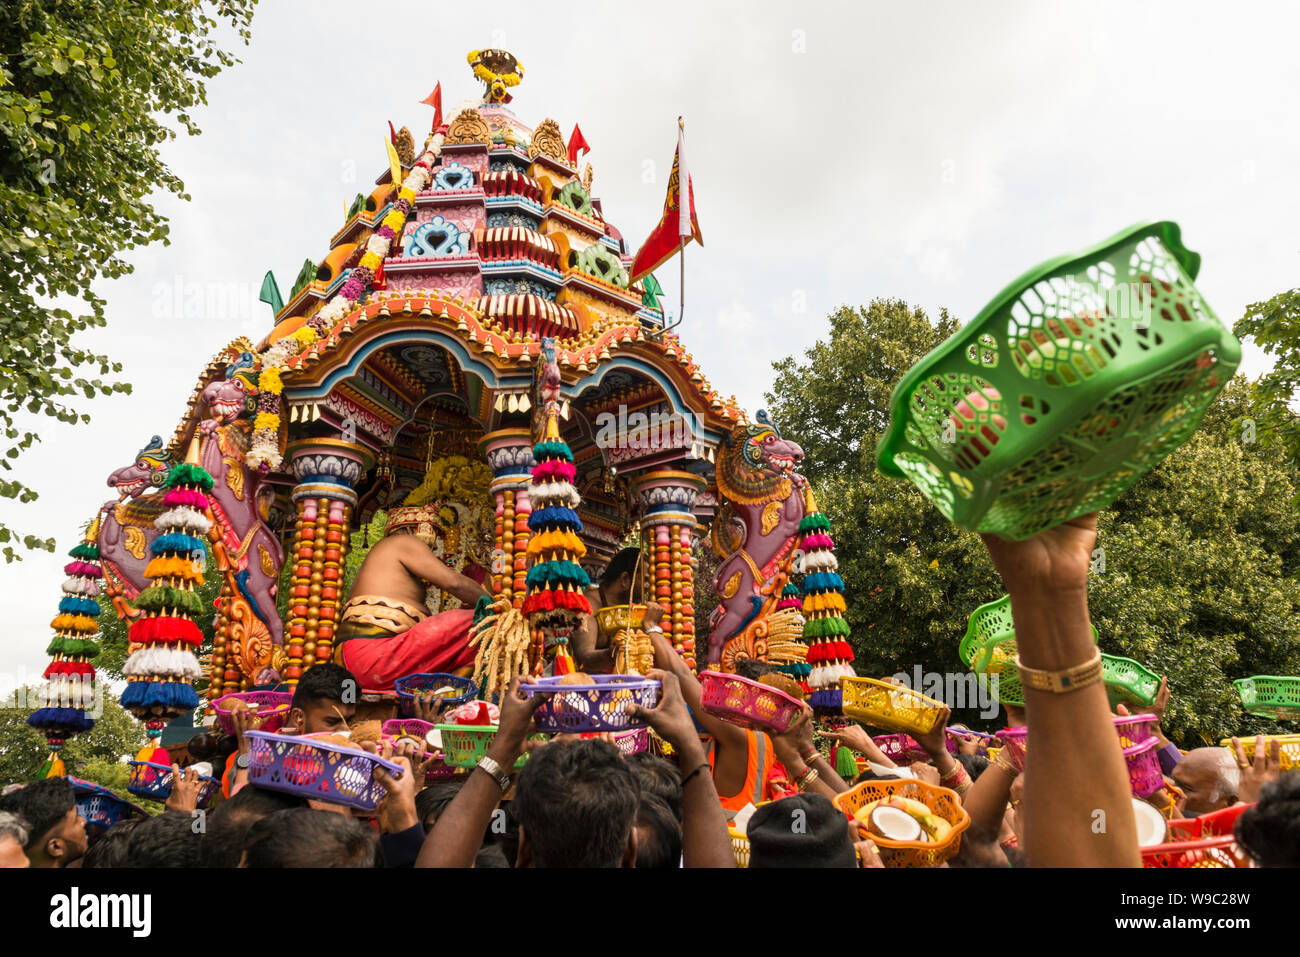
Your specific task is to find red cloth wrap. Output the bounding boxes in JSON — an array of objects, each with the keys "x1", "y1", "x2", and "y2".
[{"x1": 339, "y1": 608, "x2": 476, "y2": 693}]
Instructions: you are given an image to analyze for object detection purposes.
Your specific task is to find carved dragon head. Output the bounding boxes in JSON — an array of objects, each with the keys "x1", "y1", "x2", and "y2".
[
  {"x1": 107, "y1": 436, "x2": 172, "y2": 499},
  {"x1": 715, "y1": 410, "x2": 804, "y2": 505},
  {"x1": 203, "y1": 351, "x2": 258, "y2": 423}
]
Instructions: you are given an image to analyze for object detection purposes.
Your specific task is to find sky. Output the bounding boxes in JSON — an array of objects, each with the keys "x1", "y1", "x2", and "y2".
[{"x1": 2, "y1": 0, "x2": 1298, "y2": 690}]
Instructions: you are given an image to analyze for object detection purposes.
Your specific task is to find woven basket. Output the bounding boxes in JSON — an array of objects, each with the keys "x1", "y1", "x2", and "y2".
[
  {"x1": 393, "y1": 673, "x2": 477, "y2": 719},
  {"x1": 1216, "y1": 734, "x2": 1300, "y2": 772},
  {"x1": 126, "y1": 761, "x2": 219, "y2": 808},
  {"x1": 1142, "y1": 803, "x2": 1254, "y2": 869},
  {"x1": 1233, "y1": 676, "x2": 1300, "y2": 719},
  {"x1": 833, "y1": 779, "x2": 970, "y2": 867},
  {"x1": 839, "y1": 676, "x2": 944, "y2": 736},
  {"x1": 699, "y1": 671, "x2": 803, "y2": 735},
  {"x1": 878, "y1": 221, "x2": 1240, "y2": 540},
  {"x1": 211, "y1": 690, "x2": 292, "y2": 736},
  {"x1": 522, "y1": 675, "x2": 661, "y2": 734},
  {"x1": 243, "y1": 730, "x2": 404, "y2": 811}
]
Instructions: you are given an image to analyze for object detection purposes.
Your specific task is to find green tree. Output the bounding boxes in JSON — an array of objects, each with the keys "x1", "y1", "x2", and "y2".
[
  {"x1": 767, "y1": 302, "x2": 1300, "y2": 746},
  {"x1": 0, "y1": 0, "x2": 256, "y2": 561},
  {"x1": 0, "y1": 687, "x2": 145, "y2": 786},
  {"x1": 1232, "y1": 286, "x2": 1300, "y2": 463}
]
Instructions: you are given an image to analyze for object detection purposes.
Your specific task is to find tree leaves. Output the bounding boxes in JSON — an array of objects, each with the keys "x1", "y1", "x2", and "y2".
[{"x1": 0, "y1": 0, "x2": 256, "y2": 561}]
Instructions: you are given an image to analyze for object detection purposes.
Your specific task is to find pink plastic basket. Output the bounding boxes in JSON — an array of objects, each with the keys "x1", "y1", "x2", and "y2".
[
  {"x1": 243, "y1": 730, "x2": 404, "y2": 811},
  {"x1": 699, "y1": 671, "x2": 803, "y2": 735},
  {"x1": 1113, "y1": 714, "x2": 1159, "y2": 749},
  {"x1": 381, "y1": 718, "x2": 456, "y2": 780},
  {"x1": 1124, "y1": 737, "x2": 1164, "y2": 797},
  {"x1": 211, "y1": 690, "x2": 292, "y2": 736}
]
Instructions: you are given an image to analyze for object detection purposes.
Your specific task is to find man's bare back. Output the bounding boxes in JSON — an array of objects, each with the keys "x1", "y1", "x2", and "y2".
[{"x1": 349, "y1": 534, "x2": 488, "y2": 611}]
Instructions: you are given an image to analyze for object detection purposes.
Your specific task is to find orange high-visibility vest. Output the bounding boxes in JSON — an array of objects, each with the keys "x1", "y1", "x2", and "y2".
[{"x1": 707, "y1": 729, "x2": 776, "y2": 816}]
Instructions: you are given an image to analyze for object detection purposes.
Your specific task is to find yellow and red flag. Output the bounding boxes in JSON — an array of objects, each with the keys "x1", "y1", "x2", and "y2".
[{"x1": 629, "y1": 120, "x2": 702, "y2": 285}]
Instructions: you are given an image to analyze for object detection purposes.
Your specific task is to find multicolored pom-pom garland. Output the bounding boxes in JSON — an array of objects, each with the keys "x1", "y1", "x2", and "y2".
[
  {"x1": 120, "y1": 464, "x2": 211, "y2": 740},
  {"x1": 775, "y1": 582, "x2": 813, "y2": 693},
  {"x1": 520, "y1": 410, "x2": 591, "y2": 672},
  {"x1": 28, "y1": 535, "x2": 104, "y2": 776},
  {"x1": 799, "y1": 490, "x2": 855, "y2": 711}
]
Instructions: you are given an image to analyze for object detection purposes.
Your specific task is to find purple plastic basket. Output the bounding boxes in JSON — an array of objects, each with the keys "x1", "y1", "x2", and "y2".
[
  {"x1": 522, "y1": 675, "x2": 661, "y2": 733},
  {"x1": 699, "y1": 671, "x2": 803, "y2": 735},
  {"x1": 381, "y1": 718, "x2": 456, "y2": 780},
  {"x1": 393, "y1": 673, "x2": 477, "y2": 718},
  {"x1": 244, "y1": 730, "x2": 405, "y2": 811},
  {"x1": 1125, "y1": 737, "x2": 1164, "y2": 797},
  {"x1": 126, "y1": 761, "x2": 219, "y2": 808},
  {"x1": 211, "y1": 690, "x2": 292, "y2": 735}
]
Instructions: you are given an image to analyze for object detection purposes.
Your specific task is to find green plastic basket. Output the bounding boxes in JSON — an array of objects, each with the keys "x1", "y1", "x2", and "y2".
[
  {"x1": 1102, "y1": 653, "x2": 1161, "y2": 708},
  {"x1": 878, "y1": 221, "x2": 1240, "y2": 540},
  {"x1": 962, "y1": 594, "x2": 1097, "y2": 707},
  {"x1": 1233, "y1": 676, "x2": 1300, "y2": 719},
  {"x1": 959, "y1": 596, "x2": 1015, "y2": 666},
  {"x1": 434, "y1": 724, "x2": 533, "y2": 770}
]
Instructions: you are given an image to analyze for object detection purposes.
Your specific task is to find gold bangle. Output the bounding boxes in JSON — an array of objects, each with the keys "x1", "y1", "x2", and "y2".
[{"x1": 1014, "y1": 649, "x2": 1103, "y2": 694}]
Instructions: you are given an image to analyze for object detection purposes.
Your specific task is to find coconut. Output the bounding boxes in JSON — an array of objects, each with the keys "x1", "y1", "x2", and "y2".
[
  {"x1": 1132, "y1": 797, "x2": 1168, "y2": 847},
  {"x1": 557, "y1": 672, "x2": 597, "y2": 686},
  {"x1": 867, "y1": 804, "x2": 924, "y2": 843}
]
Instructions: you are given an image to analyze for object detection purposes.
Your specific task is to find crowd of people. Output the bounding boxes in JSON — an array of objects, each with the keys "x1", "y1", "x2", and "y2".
[{"x1": 1, "y1": 514, "x2": 1296, "y2": 868}]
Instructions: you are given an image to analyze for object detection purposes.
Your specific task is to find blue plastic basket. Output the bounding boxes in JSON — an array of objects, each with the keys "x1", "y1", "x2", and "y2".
[
  {"x1": 393, "y1": 673, "x2": 478, "y2": 718},
  {"x1": 69, "y1": 778, "x2": 147, "y2": 827},
  {"x1": 126, "y1": 761, "x2": 219, "y2": 808}
]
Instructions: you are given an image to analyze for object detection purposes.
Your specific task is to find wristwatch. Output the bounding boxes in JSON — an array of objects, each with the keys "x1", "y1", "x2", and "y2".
[
  {"x1": 235, "y1": 752, "x2": 249, "y2": 770},
  {"x1": 476, "y1": 754, "x2": 511, "y2": 792}
]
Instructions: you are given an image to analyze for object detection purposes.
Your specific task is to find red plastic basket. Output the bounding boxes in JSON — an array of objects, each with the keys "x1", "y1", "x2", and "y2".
[
  {"x1": 699, "y1": 671, "x2": 803, "y2": 735},
  {"x1": 1142, "y1": 803, "x2": 1254, "y2": 868},
  {"x1": 211, "y1": 690, "x2": 293, "y2": 736}
]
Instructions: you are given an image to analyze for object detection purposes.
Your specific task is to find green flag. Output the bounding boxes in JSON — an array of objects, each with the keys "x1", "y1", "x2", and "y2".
[
  {"x1": 258, "y1": 270, "x2": 284, "y2": 316},
  {"x1": 641, "y1": 273, "x2": 664, "y2": 310}
]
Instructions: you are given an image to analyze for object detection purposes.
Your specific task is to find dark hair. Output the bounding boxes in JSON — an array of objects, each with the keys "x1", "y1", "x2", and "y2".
[
  {"x1": 82, "y1": 819, "x2": 142, "y2": 869},
  {"x1": 199, "y1": 785, "x2": 308, "y2": 867},
  {"x1": 634, "y1": 795, "x2": 682, "y2": 869},
  {"x1": 626, "y1": 753, "x2": 683, "y2": 822},
  {"x1": 123, "y1": 810, "x2": 202, "y2": 868},
  {"x1": 957, "y1": 753, "x2": 990, "y2": 781},
  {"x1": 188, "y1": 731, "x2": 238, "y2": 764},
  {"x1": 854, "y1": 767, "x2": 903, "y2": 785},
  {"x1": 290, "y1": 662, "x2": 357, "y2": 713},
  {"x1": 0, "y1": 778, "x2": 75, "y2": 848},
  {"x1": 600, "y1": 547, "x2": 642, "y2": 589},
  {"x1": 241, "y1": 807, "x2": 378, "y2": 868},
  {"x1": 415, "y1": 780, "x2": 464, "y2": 828},
  {"x1": 475, "y1": 844, "x2": 511, "y2": 868},
  {"x1": 1235, "y1": 770, "x2": 1300, "y2": 867},
  {"x1": 513, "y1": 739, "x2": 639, "y2": 867},
  {"x1": 734, "y1": 658, "x2": 783, "y2": 682}
]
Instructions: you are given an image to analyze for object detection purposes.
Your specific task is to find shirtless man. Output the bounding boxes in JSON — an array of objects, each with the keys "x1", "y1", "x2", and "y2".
[
  {"x1": 334, "y1": 506, "x2": 490, "y2": 691},
  {"x1": 571, "y1": 546, "x2": 665, "y2": 673}
]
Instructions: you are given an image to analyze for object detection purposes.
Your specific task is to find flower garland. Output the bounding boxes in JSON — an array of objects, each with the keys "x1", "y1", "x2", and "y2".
[
  {"x1": 121, "y1": 464, "x2": 212, "y2": 761},
  {"x1": 27, "y1": 535, "x2": 104, "y2": 777},
  {"x1": 246, "y1": 94, "x2": 487, "y2": 472},
  {"x1": 520, "y1": 407, "x2": 591, "y2": 673},
  {"x1": 799, "y1": 488, "x2": 855, "y2": 712}
]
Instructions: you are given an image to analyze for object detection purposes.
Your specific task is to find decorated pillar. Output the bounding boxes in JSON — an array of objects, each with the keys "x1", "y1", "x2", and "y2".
[
  {"x1": 285, "y1": 439, "x2": 374, "y2": 684},
  {"x1": 633, "y1": 470, "x2": 707, "y2": 670},
  {"x1": 481, "y1": 428, "x2": 535, "y2": 609}
]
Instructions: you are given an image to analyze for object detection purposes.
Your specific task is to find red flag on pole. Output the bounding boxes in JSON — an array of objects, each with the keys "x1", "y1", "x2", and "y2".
[
  {"x1": 567, "y1": 123, "x2": 591, "y2": 166},
  {"x1": 629, "y1": 120, "x2": 702, "y2": 285},
  {"x1": 387, "y1": 120, "x2": 398, "y2": 145},
  {"x1": 421, "y1": 82, "x2": 443, "y2": 132}
]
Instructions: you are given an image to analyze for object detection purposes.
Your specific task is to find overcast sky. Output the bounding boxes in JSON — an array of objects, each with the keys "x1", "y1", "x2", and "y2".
[{"x1": 2, "y1": 1, "x2": 1297, "y2": 690}]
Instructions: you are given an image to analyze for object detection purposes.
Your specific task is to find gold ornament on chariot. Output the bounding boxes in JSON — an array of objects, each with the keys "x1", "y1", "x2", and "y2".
[
  {"x1": 529, "y1": 118, "x2": 566, "y2": 163},
  {"x1": 722, "y1": 570, "x2": 742, "y2": 599},
  {"x1": 259, "y1": 545, "x2": 275, "y2": 577},
  {"x1": 446, "y1": 108, "x2": 491, "y2": 145},
  {"x1": 761, "y1": 500, "x2": 781, "y2": 536},
  {"x1": 225, "y1": 457, "x2": 245, "y2": 500},
  {"x1": 124, "y1": 526, "x2": 146, "y2": 560}
]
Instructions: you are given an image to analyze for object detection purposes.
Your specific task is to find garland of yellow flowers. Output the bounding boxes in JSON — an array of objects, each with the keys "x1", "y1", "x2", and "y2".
[{"x1": 246, "y1": 93, "x2": 488, "y2": 472}]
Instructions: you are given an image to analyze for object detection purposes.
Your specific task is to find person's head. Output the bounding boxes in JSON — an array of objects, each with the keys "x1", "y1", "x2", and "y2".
[
  {"x1": 1235, "y1": 770, "x2": 1300, "y2": 867},
  {"x1": 123, "y1": 810, "x2": 202, "y2": 868},
  {"x1": 633, "y1": 795, "x2": 681, "y2": 869},
  {"x1": 239, "y1": 807, "x2": 378, "y2": 867},
  {"x1": 513, "y1": 739, "x2": 640, "y2": 868},
  {"x1": 747, "y1": 794, "x2": 857, "y2": 868},
  {"x1": 626, "y1": 753, "x2": 683, "y2": 822},
  {"x1": 288, "y1": 663, "x2": 358, "y2": 733},
  {"x1": 415, "y1": 780, "x2": 465, "y2": 832},
  {"x1": 1172, "y1": 748, "x2": 1240, "y2": 815},
  {"x1": 199, "y1": 785, "x2": 308, "y2": 867},
  {"x1": 82, "y1": 819, "x2": 142, "y2": 869},
  {"x1": 957, "y1": 753, "x2": 990, "y2": 781},
  {"x1": 0, "y1": 778, "x2": 86, "y2": 867},
  {"x1": 600, "y1": 547, "x2": 643, "y2": 605},
  {"x1": 734, "y1": 658, "x2": 783, "y2": 682},
  {"x1": 0, "y1": 811, "x2": 30, "y2": 869}
]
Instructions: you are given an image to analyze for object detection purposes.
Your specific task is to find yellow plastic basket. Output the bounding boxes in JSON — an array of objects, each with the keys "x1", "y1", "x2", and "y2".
[
  {"x1": 839, "y1": 676, "x2": 945, "y2": 735},
  {"x1": 833, "y1": 779, "x2": 970, "y2": 868},
  {"x1": 1217, "y1": 734, "x2": 1300, "y2": 771},
  {"x1": 729, "y1": 828, "x2": 750, "y2": 868}
]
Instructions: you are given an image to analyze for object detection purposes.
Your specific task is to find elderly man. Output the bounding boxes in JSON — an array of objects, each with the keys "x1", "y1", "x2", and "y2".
[
  {"x1": 334, "y1": 506, "x2": 490, "y2": 691},
  {"x1": 1171, "y1": 748, "x2": 1241, "y2": 815}
]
